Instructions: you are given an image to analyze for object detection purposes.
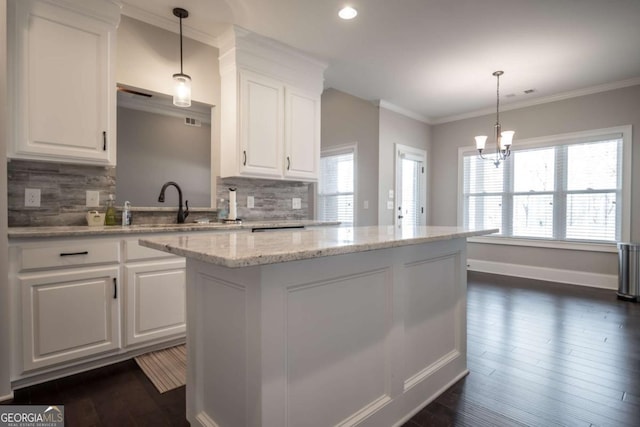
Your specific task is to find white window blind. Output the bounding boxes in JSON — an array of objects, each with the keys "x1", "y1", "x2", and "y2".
[
  {"x1": 318, "y1": 148, "x2": 354, "y2": 225},
  {"x1": 461, "y1": 129, "x2": 627, "y2": 244}
]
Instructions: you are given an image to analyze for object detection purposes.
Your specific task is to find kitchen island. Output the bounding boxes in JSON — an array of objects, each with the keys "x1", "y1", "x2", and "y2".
[{"x1": 140, "y1": 225, "x2": 496, "y2": 427}]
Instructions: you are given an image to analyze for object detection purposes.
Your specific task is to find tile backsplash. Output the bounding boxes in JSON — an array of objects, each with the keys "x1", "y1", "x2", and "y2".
[
  {"x1": 216, "y1": 177, "x2": 310, "y2": 221},
  {"x1": 8, "y1": 159, "x2": 311, "y2": 227},
  {"x1": 8, "y1": 160, "x2": 116, "y2": 227}
]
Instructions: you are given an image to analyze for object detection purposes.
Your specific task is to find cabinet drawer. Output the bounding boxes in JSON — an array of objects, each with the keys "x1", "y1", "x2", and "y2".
[
  {"x1": 124, "y1": 238, "x2": 180, "y2": 262},
  {"x1": 18, "y1": 241, "x2": 120, "y2": 271}
]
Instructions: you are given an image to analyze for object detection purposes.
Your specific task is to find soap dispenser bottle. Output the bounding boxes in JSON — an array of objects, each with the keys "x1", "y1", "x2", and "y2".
[
  {"x1": 105, "y1": 194, "x2": 117, "y2": 226},
  {"x1": 122, "y1": 201, "x2": 132, "y2": 226}
]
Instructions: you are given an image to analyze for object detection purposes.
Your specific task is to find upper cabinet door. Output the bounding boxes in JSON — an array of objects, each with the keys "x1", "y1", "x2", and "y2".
[
  {"x1": 8, "y1": 0, "x2": 117, "y2": 165},
  {"x1": 284, "y1": 88, "x2": 320, "y2": 180},
  {"x1": 239, "y1": 70, "x2": 284, "y2": 178}
]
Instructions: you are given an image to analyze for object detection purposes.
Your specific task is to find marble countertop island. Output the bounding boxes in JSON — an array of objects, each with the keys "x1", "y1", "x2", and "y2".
[
  {"x1": 139, "y1": 225, "x2": 496, "y2": 268},
  {"x1": 140, "y1": 224, "x2": 497, "y2": 427}
]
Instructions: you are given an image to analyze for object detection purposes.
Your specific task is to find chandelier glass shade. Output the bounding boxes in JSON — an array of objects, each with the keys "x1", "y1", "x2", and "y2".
[{"x1": 475, "y1": 71, "x2": 515, "y2": 167}]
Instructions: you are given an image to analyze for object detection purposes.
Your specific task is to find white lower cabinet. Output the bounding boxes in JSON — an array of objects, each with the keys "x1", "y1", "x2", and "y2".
[
  {"x1": 124, "y1": 260, "x2": 186, "y2": 346},
  {"x1": 21, "y1": 266, "x2": 120, "y2": 371},
  {"x1": 10, "y1": 235, "x2": 186, "y2": 381}
]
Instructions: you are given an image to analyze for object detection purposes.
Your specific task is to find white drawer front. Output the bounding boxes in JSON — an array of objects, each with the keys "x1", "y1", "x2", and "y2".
[
  {"x1": 124, "y1": 238, "x2": 180, "y2": 262},
  {"x1": 18, "y1": 241, "x2": 120, "y2": 271}
]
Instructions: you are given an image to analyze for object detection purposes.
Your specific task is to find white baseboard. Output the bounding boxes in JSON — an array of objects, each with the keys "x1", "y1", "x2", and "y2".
[
  {"x1": 0, "y1": 391, "x2": 14, "y2": 402},
  {"x1": 467, "y1": 259, "x2": 617, "y2": 290}
]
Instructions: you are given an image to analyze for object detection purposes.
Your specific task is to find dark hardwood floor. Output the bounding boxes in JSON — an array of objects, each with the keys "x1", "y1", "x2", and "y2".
[
  {"x1": 4, "y1": 272, "x2": 639, "y2": 426},
  {"x1": 406, "y1": 272, "x2": 640, "y2": 427}
]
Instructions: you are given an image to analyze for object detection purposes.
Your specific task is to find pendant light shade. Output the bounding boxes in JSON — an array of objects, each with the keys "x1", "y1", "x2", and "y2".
[
  {"x1": 173, "y1": 73, "x2": 191, "y2": 107},
  {"x1": 172, "y1": 8, "x2": 191, "y2": 107}
]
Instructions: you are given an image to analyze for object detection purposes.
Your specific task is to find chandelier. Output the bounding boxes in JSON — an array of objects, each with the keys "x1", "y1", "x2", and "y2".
[{"x1": 475, "y1": 71, "x2": 515, "y2": 167}]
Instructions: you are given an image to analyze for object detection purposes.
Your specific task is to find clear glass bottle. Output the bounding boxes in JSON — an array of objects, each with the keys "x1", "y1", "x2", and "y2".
[
  {"x1": 217, "y1": 198, "x2": 227, "y2": 221},
  {"x1": 105, "y1": 194, "x2": 117, "y2": 226}
]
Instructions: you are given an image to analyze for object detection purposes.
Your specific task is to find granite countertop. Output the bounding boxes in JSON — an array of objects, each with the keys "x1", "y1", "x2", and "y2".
[
  {"x1": 8, "y1": 220, "x2": 340, "y2": 238},
  {"x1": 140, "y1": 225, "x2": 498, "y2": 268}
]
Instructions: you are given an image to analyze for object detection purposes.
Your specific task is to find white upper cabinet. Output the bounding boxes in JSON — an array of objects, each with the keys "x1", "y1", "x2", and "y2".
[
  {"x1": 239, "y1": 70, "x2": 285, "y2": 178},
  {"x1": 218, "y1": 26, "x2": 326, "y2": 181},
  {"x1": 284, "y1": 87, "x2": 321, "y2": 180},
  {"x1": 7, "y1": 0, "x2": 120, "y2": 165}
]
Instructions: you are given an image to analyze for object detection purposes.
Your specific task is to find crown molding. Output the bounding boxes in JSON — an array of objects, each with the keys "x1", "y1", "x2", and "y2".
[
  {"x1": 376, "y1": 100, "x2": 431, "y2": 124},
  {"x1": 432, "y1": 76, "x2": 640, "y2": 125},
  {"x1": 121, "y1": 2, "x2": 218, "y2": 47}
]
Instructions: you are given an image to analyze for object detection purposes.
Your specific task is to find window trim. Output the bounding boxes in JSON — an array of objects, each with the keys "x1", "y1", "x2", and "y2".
[
  {"x1": 317, "y1": 143, "x2": 358, "y2": 226},
  {"x1": 457, "y1": 125, "x2": 632, "y2": 250}
]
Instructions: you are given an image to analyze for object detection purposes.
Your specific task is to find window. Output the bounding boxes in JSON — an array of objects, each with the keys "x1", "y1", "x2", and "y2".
[
  {"x1": 318, "y1": 145, "x2": 355, "y2": 225},
  {"x1": 459, "y1": 126, "x2": 631, "y2": 245}
]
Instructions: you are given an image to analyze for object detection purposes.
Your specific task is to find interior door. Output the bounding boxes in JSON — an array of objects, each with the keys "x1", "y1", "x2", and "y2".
[{"x1": 395, "y1": 144, "x2": 427, "y2": 227}]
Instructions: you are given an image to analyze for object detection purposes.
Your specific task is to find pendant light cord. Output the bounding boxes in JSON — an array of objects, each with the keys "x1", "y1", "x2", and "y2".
[
  {"x1": 495, "y1": 73, "x2": 500, "y2": 126},
  {"x1": 179, "y1": 15, "x2": 184, "y2": 75}
]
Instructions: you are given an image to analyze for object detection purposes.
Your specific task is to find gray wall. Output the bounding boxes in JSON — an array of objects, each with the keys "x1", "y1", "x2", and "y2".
[
  {"x1": 378, "y1": 108, "x2": 431, "y2": 225},
  {"x1": 321, "y1": 88, "x2": 380, "y2": 226},
  {"x1": 1, "y1": 0, "x2": 10, "y2": 400},
  {"x1": 116, "y1": 106, "x2": 211, "y2": 207},
  {"x1": 431, "y1": 84, "x2": 640, "y2": 276},
  {"x1": 117, "y1": 16, "x2": 220, "y2": 207},
  {"x1": 116, "y1": 16, "x2": 219, "y2": 106}
]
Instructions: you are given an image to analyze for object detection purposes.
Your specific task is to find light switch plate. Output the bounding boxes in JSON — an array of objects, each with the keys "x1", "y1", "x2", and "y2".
[
  {"x1": 292, "y1": 198, "x2": 302, "y2": 209},
  {"x1": 86, "y1": 190, "x2": 100, "y2": 207},
  {"x1": 388, "y1": 189, "x2": 394, "y2": 199},
  {"x1": 363, "y1": 200, "x2": 369, "y2": 209},
  {"x1": 386, "y1": 201, "x2": 394, "y2": 210},
  {"x1": 25, "y1": 188, "x2": 41, "y2": 207},
  {"x1": 247, "y1": 196, "x2": 255, "y2": 209}
]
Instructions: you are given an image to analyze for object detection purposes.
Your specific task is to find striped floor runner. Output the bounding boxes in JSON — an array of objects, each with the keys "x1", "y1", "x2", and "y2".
[{"x1": 134, "y1": 345, "x2": 186, "y2": 393}]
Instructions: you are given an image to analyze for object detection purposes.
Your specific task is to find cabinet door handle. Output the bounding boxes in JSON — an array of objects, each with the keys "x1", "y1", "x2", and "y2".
[
  {"x1": 243, "y1": 150, "x2": 247, "y2": 166},
  {"x1": 103, "y1": 131, "x2": 107, "y2": 151},
  {"x1": 113, "y1": 277, "x2": 117, "y2": 299},
  {"x1": 60, "y1": 251, "x2": 89, "y2": 257},
  {"x1": 287, "y1": 156, "x2": 291, "y2": 170}
]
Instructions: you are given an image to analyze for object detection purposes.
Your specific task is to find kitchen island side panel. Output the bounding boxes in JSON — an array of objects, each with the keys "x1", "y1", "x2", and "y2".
[{"x1": 185, "y1": 237, "x2": 467, "y2": 427}]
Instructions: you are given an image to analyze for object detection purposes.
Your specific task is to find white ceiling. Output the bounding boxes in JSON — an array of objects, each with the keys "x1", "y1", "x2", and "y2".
[{"x1": 122, "y1": 0, "x2": 640, "y2": 123}]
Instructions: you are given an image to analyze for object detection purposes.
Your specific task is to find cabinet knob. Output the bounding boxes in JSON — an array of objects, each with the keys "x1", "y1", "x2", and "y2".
[
  {"x1": 103, "y1": 131, "x2": 107, "y2": 151},
  {"x1": 113, "y1": 277, "x2": 117, "y2": 299},
  {"x1": 243, "y1": 150, "x2": 247, "y2": 166},
  {"x1": 287, "y1": 156, "x2": 291, "y2": 170}
]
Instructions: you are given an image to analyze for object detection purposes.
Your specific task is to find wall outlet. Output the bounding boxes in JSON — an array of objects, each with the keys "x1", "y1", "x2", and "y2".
[
  {"x1": 363, "y1": 200, "x2": 369, "y2": 209},
  {"x1": 388, "y1": 189, "x2": 394, "y2": 199},
  {"x1": 247, "y1": 196, "x2": 255, "y2": 209},
  {"x1": 292, "y1": 198, "x2": 302, "y2": 209},
  {"x1": 386, "y1": 200, "x2": 394, "y2": 210},
  {"x1": 25, "y1": 188, "x2": 41, "y2": 207},
  {"x1": 86, "y1": 190, "x2": 100, "y2": 207}
]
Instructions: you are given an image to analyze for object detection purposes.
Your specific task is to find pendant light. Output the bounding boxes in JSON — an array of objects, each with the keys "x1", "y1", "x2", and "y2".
[
  {"x1": 172, "y1": 7, "x2": 191, "y2": 107},
  {"x1": 475, "y1": 71, "x2": 515, "y2": 167}
]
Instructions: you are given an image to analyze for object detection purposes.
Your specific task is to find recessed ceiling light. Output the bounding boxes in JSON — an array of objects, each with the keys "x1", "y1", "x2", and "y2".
[{"x1": 339, "y1": 6, "x2": 358, "y2": 20}]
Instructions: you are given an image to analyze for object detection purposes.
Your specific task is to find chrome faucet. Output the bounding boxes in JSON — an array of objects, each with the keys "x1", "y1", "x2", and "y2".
[{"x1": 158, "y1": 181, "x2": 189, "y2": 223}]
